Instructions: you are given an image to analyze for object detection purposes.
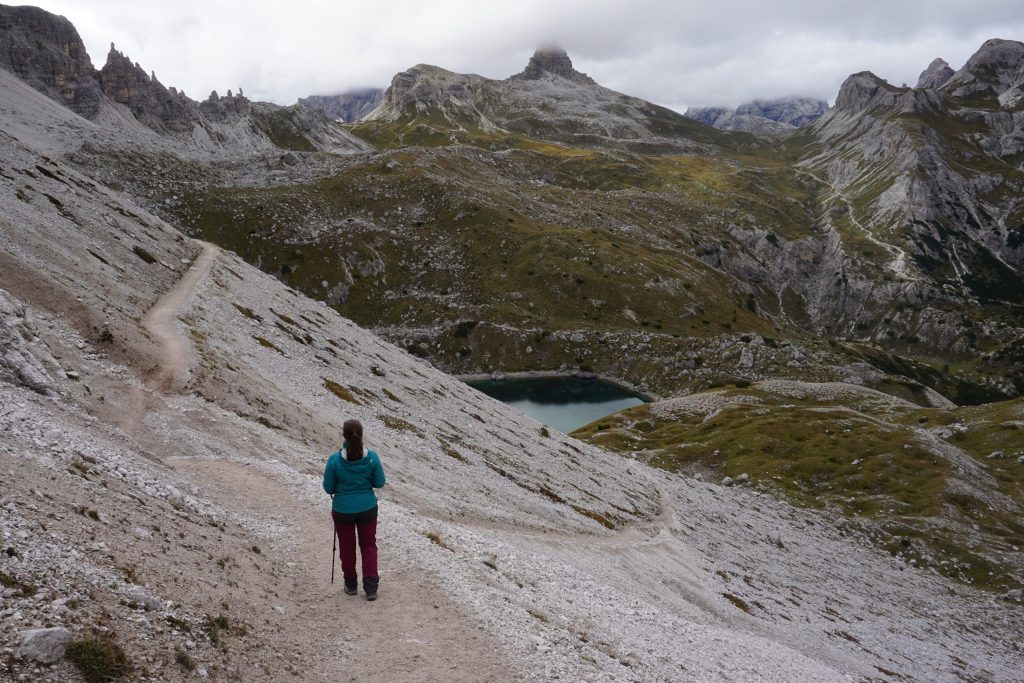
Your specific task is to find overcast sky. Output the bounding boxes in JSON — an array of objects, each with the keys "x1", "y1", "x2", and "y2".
[{"x1": 38, "y1": 0, "x2": 1024, "y2": 111}]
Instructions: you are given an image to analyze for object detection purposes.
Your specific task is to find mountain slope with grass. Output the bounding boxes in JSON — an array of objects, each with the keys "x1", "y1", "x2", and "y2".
[{"x1": 71, "y1": 41, "x2": 1020, "y2": 406}]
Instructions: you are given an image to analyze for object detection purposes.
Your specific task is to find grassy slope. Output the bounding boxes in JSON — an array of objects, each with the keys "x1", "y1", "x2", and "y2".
[
  {"x1": 573, "y1": 384, "x2": 1024, "y2": 590},
  {"x1": 163, "y1": 140, "x2": 877, "y2": 395},
  {"x1": 72, "y1": 95, "x2": 1023, "y2": 401}
]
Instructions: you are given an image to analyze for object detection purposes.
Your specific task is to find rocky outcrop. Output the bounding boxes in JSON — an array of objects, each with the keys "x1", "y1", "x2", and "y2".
[
  {"x1": 17, "y1": 627, "x2": 69, "y2": 664},
  {"x1": 298, "y1": 87, "x2": 384, "y2": 122},
  {"x1": 0, "y1": 5, "x2": 102, "y2": 117},
  {"x1": 99, "y1": 44, "x2": 199, "y2": 131},
  {"x1": 833, "y1": 72, "x2": 908, "y2": 112},
  {"x1": 942, "y1": 38, "x2": 1024, "y2": 108},
  {"x1": 513, "y1": 46, "x2": 596, "y2": 86},
  {"x1": 916, "y1": 58, "x2": 954, "y2": 89},
  {"x1": 0, "y1": 6, "x2": 364, "y2": 154},
  {"x1": 198, "y1": 88, "x2": 251, "y2": 122},
  {"x1": 0, "y1": 289, "x2": 55, "y2": 395}
]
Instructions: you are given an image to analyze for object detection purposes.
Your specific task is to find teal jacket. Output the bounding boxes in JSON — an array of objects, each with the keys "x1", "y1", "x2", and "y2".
[{"x1": 323, "y1": 447, "x2": 386, "y2": 514}]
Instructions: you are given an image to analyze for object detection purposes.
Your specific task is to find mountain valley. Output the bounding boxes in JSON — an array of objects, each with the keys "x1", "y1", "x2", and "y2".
[{"x1": 1, "y1": 4, "x2": 1023, "y2": 682}]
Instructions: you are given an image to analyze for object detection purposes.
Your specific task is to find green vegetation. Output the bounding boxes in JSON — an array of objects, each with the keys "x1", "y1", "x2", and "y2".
[
  {"x1": 66, "y1": 635, "x2": 132, "y2": 683},
  {"x1": 323, "y1": 379, "x2": 361, "y2": 404},
  {"x1": 574, "y1": 386, "x2": 1024, "y2": 589}
]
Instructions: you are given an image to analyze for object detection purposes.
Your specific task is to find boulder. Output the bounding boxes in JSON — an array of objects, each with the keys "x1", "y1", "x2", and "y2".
[
  {"x1": 17, "y1": 627, "x2": 70, "y2": 663},
  {"x1": 0, "y1": 289, "x2": 55, "y2": 395}
]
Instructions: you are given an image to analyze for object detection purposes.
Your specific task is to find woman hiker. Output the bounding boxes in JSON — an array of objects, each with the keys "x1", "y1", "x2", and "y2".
[{"x1": 323, "y1": 419, "x2": 387, "y2": 600}]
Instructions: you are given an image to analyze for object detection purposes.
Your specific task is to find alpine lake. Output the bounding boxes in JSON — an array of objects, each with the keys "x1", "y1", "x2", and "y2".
[{"x1": 467, "y1": 377, "x2": 647, "y2": 434}]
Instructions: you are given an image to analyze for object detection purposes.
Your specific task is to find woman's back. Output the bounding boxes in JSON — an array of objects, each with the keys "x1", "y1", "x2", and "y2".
[{"x1": 323, "y1": 449, "x2": 385, "y2": 514}]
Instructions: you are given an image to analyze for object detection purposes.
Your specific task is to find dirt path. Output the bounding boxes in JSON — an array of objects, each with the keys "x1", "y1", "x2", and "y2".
[
  {"x1": 143, "y1": 241, "x2": 218, "y2": 391},
  {"x1": 170, "y1": 457, "x2": 516, "y2": 683},
  {"x1": 141, "y1": 241, "x2": 518, "y2": 682}
]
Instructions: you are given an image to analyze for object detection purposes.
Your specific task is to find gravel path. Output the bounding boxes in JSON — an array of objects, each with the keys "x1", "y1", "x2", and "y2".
[{"x1": 150, "y1": 246, "x2": 519, "y2": 682}]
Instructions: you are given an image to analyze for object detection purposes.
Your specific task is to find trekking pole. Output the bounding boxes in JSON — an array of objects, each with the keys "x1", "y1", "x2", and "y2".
[{"x1": 330, "y1": 494, "x2": 336, "y2": 585}]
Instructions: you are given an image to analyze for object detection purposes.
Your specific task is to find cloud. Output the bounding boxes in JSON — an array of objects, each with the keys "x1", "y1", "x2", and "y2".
[{"x1": 37, "y1": 0, "x2": 1024, "y2": 110}]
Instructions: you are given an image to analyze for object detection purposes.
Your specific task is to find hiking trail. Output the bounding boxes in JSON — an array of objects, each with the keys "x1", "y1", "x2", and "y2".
[{"x1": 145, "y1": 240, "x2": 517, "y2": 682}]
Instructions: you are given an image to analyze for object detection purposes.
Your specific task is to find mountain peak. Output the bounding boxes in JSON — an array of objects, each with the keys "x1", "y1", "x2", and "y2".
[
  {"x1": 515, "y1": 46, "x2": 596, "y2": 85},
  {"x1": 834, "y1": 71, "x2": 907, "y2": 112},
  {"x1": 916, "y1": 58, "x2": 954, "y2": 89},
  {"x1": 943, "y1": 38, "x2": 1024, "y2": 107}
]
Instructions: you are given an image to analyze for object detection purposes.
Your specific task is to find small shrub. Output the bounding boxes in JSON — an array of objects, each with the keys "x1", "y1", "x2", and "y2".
[
  {"x1": 253, "y1": 336, "x2": 283, "y2": 353},
  {"x1": 380, "y1": 414, "x2": 422, "y2": 435},
  {"x1": 0, "y1": 569, "x2": 34, "y2": 596},
  {"x1": 232, "y1": 303, "x2": 263, "y2": 321},
  {"x1": 323, "y1": 379, "x2": 360, "y2": 404},
  {"x1": 174, "y1": 648, "x2": 196, "y2": 671},
  {"x1": 423, "y1": 531, "x2": 453, "y2": 551},
  {"x1": 734, "y1": 379, "x2": 752, "y2": 389},
  {"x1": 540, "y1": 426, "x2": 550, "y2": 438},
  {"x1": 442, "y1": 445, "x2": 467, "y2": 462},
  {"x1": 66, "y1": 636, "x2": 132, "y2": 682},
  {"x1": 722, "y1": 592, "x2": 753, "y2": 614}
]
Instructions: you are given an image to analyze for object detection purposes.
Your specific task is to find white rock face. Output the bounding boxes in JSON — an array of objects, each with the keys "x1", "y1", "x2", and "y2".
[
  {"x1": 0, "y1": 289, "x2": 55, "y2": 395},
  {"x1": 17, "y1": 627, "x2": 70, "y2": 663}
]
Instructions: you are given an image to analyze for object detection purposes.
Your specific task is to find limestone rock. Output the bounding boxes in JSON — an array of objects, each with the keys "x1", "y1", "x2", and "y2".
[
  {"x1": 0, "y1": 289, "x2": 55, "y2": 395},
  {"x1": 17, "y1": 627, "x2": 70, "y2": 664},
  {"x1": 298, "y1": 88, "x2": 385, "y2": 122},
  {"x1": 834, "y1": 71, "x2": 907, "y2": 112},
  {"x1": 0, "y1": 5, "x2": 102, "y2": 117},
  {"x1": 514, "y1": 46, "x2": 596, "y2": 86},
  {"x1": 916, "y1": 58, "x2": 954, "y2": 90},
  {"x1": 943, "y1": 38, "x2": 1024, "y2": 107},
  {"x1": 99, "y1": 44, "x2": 199, "y2": 131}
]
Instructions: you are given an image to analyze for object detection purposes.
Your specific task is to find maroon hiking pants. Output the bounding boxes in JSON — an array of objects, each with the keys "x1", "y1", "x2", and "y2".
[{"x1": 332, "y1": 506, "x2": 378, "y2": 591}]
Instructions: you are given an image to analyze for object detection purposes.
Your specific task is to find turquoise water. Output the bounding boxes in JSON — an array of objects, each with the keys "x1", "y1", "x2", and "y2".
[{"x1": 467, "y1": 377, "x2": 646, "y2": 434}]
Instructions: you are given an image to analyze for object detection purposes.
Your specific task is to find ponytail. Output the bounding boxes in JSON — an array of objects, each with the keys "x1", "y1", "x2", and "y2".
[{"x1": 343, "y1": 419, "x2": 363, "y2": 461}]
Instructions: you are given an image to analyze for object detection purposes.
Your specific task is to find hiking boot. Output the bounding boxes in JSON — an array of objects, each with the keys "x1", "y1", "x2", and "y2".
[
  {"x1": 365, "y1": 591, "x2": 378, "y2": 601},
  {"x1": 344, "y1": 583, "x2": 358, "y2": 596}
]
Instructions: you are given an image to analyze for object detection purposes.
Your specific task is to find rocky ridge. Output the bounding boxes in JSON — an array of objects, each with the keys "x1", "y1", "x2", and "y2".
[
  {"x1": 0, "y1": 3, "x2": 362, "y2": 156},
  {"x1": 0, "y1": 4, "x2": 102, "y2": 117}
]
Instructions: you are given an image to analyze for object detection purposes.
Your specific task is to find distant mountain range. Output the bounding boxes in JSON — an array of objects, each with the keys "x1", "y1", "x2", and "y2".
[{"x1": 685, "y1": 97, "x2": 830, "y2": 134}]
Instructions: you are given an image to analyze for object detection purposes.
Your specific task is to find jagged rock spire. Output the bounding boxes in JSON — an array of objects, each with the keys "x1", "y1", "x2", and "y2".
[{"x1": 515, "y1": 46, "x2": 595, "y2": 85}]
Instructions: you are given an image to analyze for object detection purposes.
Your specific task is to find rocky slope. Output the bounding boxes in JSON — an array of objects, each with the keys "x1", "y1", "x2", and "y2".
[
  {"x1": 686, "y1": 96, "x2": 830, "y2": 135},
  {"x1": 298, "y1": 87, "x2": 384, "y2": 122},
  {"x1": 2, "y1": 49, "x2": 1023, "y2": 683},
  {"x1": 0, "y1": 3, "x2": 364, "y2": 156}
]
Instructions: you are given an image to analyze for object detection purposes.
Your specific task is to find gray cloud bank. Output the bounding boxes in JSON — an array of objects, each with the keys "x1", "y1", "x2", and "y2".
[{"x1": 38, "y1": 0, "x2": 1024, "y2": 111}]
